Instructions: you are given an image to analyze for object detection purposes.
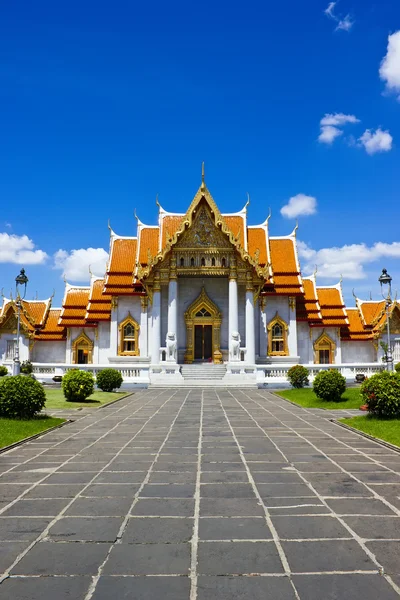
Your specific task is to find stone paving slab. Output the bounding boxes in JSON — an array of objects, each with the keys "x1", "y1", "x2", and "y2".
[{"x1": 0, "y1": 388, "x2": 399, "y2": 598}]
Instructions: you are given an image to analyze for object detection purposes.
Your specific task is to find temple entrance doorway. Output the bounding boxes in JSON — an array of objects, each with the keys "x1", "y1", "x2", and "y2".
[
  {"x1": 184, "y1": 287, "x2": 222, "y2": 364},
  {"x1": 194, "y1": 324, "x2": 213, "y2": 360}
]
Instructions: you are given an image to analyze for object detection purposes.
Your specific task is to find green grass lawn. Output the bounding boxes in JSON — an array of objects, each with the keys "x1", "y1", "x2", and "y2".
[
  {"x1": 44, "y1": 388, "x2": 127, "y2": 410},
  {"x1": 0, "y1": 416, "x2": 65, "y2": 449},
  {"x1": 340, "y1": 415, "x2": 400, "y2": 448},
  {"x1": 276, "y1": 387, "x2": 363, "y2": 410}
]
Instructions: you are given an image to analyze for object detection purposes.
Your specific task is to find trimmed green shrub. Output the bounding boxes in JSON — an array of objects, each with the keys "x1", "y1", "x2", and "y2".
[
  {"x1": 96, "y1": 369, "x2": 123, "y2": 392},
  {"x1": 287, "y1": 365, "x2": 309, "y2": 388},
  {"x1": 20, "y1": 360, "x2": 33, "y2": 375},
  {"x1": 0, "y1": 366, "x2": 8, "y2": 377},
  {"x1": 62, "y1": 369, "x2": 94, "y2": 402},
  {"x1": 361, "y1": 371, "x2": 400, "y2": 418},
  {"x1": 0, "y1": 375, "x2": 46, "y2": 418},
  {"x1": 313, "y1": 369, "x2": 346, "y2": 402},
  {"x1": 395, "y1": 363, "x2": 400, "y2": 373}
]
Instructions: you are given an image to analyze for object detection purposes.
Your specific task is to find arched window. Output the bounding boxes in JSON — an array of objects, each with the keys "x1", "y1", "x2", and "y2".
[
  {"x1": 191, "y1": 257, "x2": 195, "y2": 267},
  {"x1": 211, "y1": 257, "x2": 215, "y2": 266},
  {"x1": 314, "y1": 332, "x2": 335, "y2": 364},
  {"x1": 180, "y1": 257, "x2": 184, "y2": 267},
  {"x1": 72, "y1": 331, "x2": 94, "y2": 364},
  {"x1": 267, "y1": 314, "x2": 288, "y2": 356},
  {"x1": 221, "y1": 257, "x2": 226, "y2": 268},
  {"x1": 118, "y1": 314, "x2": 140, "y2": 356},
  {"x1": 201, "y1": 257, "x2": 205, "y2": 266}
]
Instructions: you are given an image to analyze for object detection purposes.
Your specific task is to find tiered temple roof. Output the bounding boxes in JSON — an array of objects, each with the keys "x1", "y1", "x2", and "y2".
[{"x1": 2, "y1": 177, "x2": 397, "y2": 343}]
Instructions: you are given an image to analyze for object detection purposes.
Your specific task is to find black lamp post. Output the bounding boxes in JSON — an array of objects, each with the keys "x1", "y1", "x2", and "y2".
[
  {"x1": 12, "y1": 268, "x2": 28, "y2": 376},
  {"x1": 378, "y1": 268, "x2": 393, "y2": 372}
]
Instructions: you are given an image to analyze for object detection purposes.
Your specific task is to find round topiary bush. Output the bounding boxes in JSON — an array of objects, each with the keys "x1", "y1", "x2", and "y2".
[
  {"x1": 0, "y1": 375, "x2": 46, "y2": 418},
  {"x1": 361, "y1": 371, "x2": 400, "y2": 417},
  {"x1": 0, "y1": 366, "x2": 8, "y2": 377},
  {"x1": 395, "y1": 363, "x2": 400, "y2": 373},
  {"x1": 62, "y1": 369, "x2": 94, "y2": 402},
  {"x1": 287, "y1": 365, "x2": 309, "y2": 388},
  {"x1": 20, "y1": 360, "x2": 33, "y2": 375},
  {"x1": 313, "y1": 369, "x2": 346, "y2": 402},
  {"x1": 96, "y1": 369, "x2": 123, "y2": 392}
]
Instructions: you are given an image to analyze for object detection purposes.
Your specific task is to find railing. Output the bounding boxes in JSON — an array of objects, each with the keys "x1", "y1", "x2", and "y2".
[
  {"x1": 257, "y1": 363, "x2": 384, "y2": 382},
  {"x1": 31, "y1": 363, "x2": 150, "y2": 384}
]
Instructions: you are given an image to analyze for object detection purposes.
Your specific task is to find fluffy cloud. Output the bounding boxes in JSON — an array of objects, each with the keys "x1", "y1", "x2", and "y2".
[
  {"x1": 298, "y1": 240, "x2": 400, "y2": 280},
  {"x1": 281, "y1": 194, "x2": 317, "y2": 219},
  {"x1": 0, "y1": 233, "x2": 48, "y2": 264},
  {"x1": 318, "y1": 113, "x2": 359, "y2": 144},
  {"x1": 54, "y1": 247, "x2": 109, "y2": 282},
  {"x1": 379, "y1": 30, "x2": 400, "y2": 99},
  {"x1": 324, "y1": 2, "x2": 354, "y2": 32},
  {"x1": 358, "y1": 128, "x2": 393, "y2": 155}
]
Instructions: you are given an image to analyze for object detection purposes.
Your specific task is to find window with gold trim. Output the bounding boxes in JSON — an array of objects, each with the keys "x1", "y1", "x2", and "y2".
[
  {"x1": 267, "y1": 314, "x2": 288, "y2": 356},
  {"x1": 72, "y1": 331, "x2": 94, "y2": 364},
  {"x1": 314, "y1": 332, "x2": 335, "y2": 364},
  {"x1": 118, "y1": 314, "x2": 140, "y2": 356}
]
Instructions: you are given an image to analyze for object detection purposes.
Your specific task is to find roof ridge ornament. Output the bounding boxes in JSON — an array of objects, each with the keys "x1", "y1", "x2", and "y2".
[
  {"x1": 245, "y1": 193, "x2": 250, "y2": 210},
  {"x1": 201, "y1": 162, "x2": 205, "y2": 191}
]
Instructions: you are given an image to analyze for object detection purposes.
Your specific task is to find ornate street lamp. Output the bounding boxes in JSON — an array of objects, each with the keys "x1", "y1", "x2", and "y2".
[
  {"x1": 379, "y1": 268, "x2": 393, "y2": 372},
  {"x1": 12, "y1": 268, "x2": 28, "y2": 376}
]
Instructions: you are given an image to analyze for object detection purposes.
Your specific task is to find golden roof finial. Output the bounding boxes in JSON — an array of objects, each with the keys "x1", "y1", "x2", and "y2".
[
  {"x1": 245, "y1": 193, "x2": 250, "y2": 210},
  {"x1": 201, "y1": 162, "x2": 205, "y2": 191},
  {"x1": 352, "y1": 288, "x2": 357, "y2": 304},
  {"x1": 156, "y1": 194, "x2": 160, "y2": 208},
  {"x1": 313, "y1": 264, "x2": 318, "y2": 278},
  {"x1": 134, "y1": 208, "x2": 139, "y2": 222},
  {"x1": 88, "y1": 264, "x2": 93, "y2": 276},
  {"x1": 339, "y1": 274, "x2": 343, "y2": 285}
]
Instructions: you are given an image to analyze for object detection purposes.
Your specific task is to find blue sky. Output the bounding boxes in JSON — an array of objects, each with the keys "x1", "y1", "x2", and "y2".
[{"x1": 0, "y1": 0, "x2": 399, "y2": 305}]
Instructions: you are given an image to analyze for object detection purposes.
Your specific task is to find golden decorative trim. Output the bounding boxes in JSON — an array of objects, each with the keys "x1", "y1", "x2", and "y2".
[
  {"x1": 267, "y1": 312, "x2": 289, "y2": 356},
  {"x1": 71, "y1": 330, "x2": 93, "y2": 364},
  {"x1": 313, "y1": 331, "x2": 336, "y2": 364},
  {"x1": 118, "y1": 313, "x2": 140, "y2": 356},
  {"x1": 288, "y1": 297, "x2": 296, "y2": 311},
  {"x1": 140, "y1": 296, "x2": 149, "y2": 311},
  {"x1": 111, "y1": 297, "x2": 118, "y2": 309},
  {"x1": 153, "y1": 273, "x2": 161, "y2": 293},
  {"x1": 246, "y1": 271, "x2": 253, "y2": 292},
  {"x1": 184, "y1": 288, "x2": 222, "y2": 364}
]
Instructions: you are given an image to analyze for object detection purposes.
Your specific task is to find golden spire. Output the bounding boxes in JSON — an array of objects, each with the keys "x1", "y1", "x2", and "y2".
[{"x1": 201, "y1": 162, "x2": 205, "y2": 191}]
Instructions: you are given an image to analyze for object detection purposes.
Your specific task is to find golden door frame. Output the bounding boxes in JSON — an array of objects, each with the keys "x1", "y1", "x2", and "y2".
[
  {"x1": 184, "y1": 288, "x2": 223, "y2": 364},
  {"x1": 71, "y1": 330, "x2": 94, "y2": 364}
]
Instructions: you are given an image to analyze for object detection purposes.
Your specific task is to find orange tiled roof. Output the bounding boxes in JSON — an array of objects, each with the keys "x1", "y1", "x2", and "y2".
[
  {"x1": 22, "y1": 300, "x2": 49, "y2": 327},
  {"x1": 341, "y1": 308, "x2": 373, "y2": 341},
  {"x1": 35, "y1": 309, "x2": 66, "y2": 341},
  {"x1": 296, "y1": 278, "x2": 322, "y2": 323},
  {"x1": 104, "y1": 237, "x2": 137, "y2": 295},
  {"x1": 223, "y1": 216, "x2": 245, "y2": 247},
  {"x1": 358, "y1": 301, "x2": 386, "y2": 327},
  {"x1": 266, "y1": 238, "x2": 302, "y2": 294},
  {"x1": 161, "y1": 217, "x2": 183, "y2": 248},
  {"x1": 317, "y1": 287, "x2": 349, "y2": 327},
  {"x1": 139, "y1": 228, "x2": 159, "y2": 264},
  {"x1": 247, "y1": 228, "x2": 268, "y2": 264},
  {"x1": 86, "y1": 279, "x2": 111, "y2": 322},
  {"x1": 59, "y1": 287, "x2": 91, "y2": 327}
]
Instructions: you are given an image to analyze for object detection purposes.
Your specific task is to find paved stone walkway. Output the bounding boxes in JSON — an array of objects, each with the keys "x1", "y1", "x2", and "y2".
[{"x1": 0, "y1": 388, "x2": 400, "y2": 599}]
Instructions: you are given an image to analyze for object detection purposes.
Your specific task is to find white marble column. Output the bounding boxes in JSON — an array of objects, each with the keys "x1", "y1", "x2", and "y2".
[
  {"x1": 288, "y1": 297, "x2": 298, "y2": 357},
  {"x1": 110, "y1": 298, "x2": 118, "y2": 357},
  {"x1": 229, "y1": 258, "x2": 239, "y2": 360},
  {"x1": 166, "y1": 258, "x2": 178, "y2": 362},
  {"x1": 245, "y1": 272, "x2": 255, "y2": 364},
  {"x1": 139, "y1": 296, "x2": 149, "y2": 357},
  {"x1": 259, "y1": 297, "x2": 267, "y2": 358},
  {"x1": 151, "y1": 274, "x2": 161, "y2": 364}
]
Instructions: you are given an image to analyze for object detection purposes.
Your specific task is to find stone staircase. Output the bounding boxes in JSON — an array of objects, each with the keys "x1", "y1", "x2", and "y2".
[{"x1": 181, "y1": 363, "x2": 227, "y2": 383}]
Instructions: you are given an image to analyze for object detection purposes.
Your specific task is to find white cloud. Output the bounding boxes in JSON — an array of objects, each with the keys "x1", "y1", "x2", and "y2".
[
  {"x1": 54, "y1": 247, "x2": 109, "y2": 281},
  {"x1": 318, "y1": 113, "x2": 359, "y2": 144},
  {"x1": 336, "y1": 15, "x2": 354, "y2": 32},
  {"x1": 0, "y1": 233, "x2": 48, "y2": 265},
  {"x1": 324, "y1": 2, "x2": 336, "y2": 19},
  {"x1": 298, "y1": 240, "x2": 400, "y2": 280},
  {"x1": 358, "y1": 128, "x2": 393, "y2": 155},
  {"x1": 324, "y1": 2, "x2": 354, "y2": 32},
  {"x1": 379, "y1": 31, "x2": 400, "y2": 99},
  {"x1": 281, "y1": 194, "x2": 317, "y2": 219}
]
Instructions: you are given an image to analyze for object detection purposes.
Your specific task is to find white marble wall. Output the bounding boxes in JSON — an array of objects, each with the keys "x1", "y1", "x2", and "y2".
[
  {"x1": 342, "y1": 340, "x2": 376, "y2": 363},
  {"x1": 32, "y1": 340, "x2": 66, "y2": 363}
]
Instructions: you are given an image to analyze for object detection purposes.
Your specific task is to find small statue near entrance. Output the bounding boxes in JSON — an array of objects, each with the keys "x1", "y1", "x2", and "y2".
[
  {"x1": 230, "y1": 331, "x2": 241, "y2": 361},
  {"x1": 166, "y1": 332, "x2": 177, "y2": 362}
]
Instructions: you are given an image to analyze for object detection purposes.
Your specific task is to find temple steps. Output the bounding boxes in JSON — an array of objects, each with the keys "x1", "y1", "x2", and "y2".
[{"x1": 181, "y1": 363, "x2": 227, "y2": 380}]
